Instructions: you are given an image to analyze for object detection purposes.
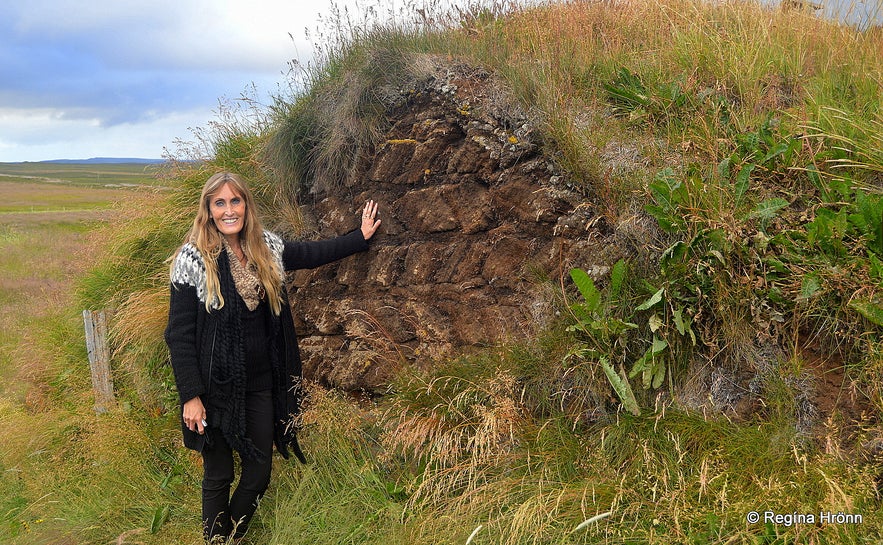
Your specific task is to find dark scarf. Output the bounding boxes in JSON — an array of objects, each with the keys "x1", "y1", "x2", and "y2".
[{"x1": 212, "y1": 251, "x2": 265, "y2": 461}]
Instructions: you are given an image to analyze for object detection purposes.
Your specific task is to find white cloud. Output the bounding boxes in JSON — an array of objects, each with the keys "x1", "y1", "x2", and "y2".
[
  {"x1": 0, "y1": 106, "x2": 214, "y2": 162},
  {"x1": 0, "y1": 0, "x2": 344, "y2": 161},
  {"x1": 0, "y1": 0, "x2": 509, "y2": 161},
  {"x1": 5, "y1": 0, "x2": 345, "y2": 71}
]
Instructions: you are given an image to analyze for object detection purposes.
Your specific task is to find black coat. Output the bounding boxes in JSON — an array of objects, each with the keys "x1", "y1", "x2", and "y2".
[{"x1": 164, "y1": 229, "x2": 368, "y2": 461}]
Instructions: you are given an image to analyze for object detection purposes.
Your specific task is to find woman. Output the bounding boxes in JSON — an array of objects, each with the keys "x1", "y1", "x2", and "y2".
[{"x1": 164, "y1": 171, "x2": 380, "y2": 542}]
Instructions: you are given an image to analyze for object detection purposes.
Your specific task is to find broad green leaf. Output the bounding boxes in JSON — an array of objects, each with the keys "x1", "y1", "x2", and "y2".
[
  {"x1": 629, "y1": 350, "x2": 650, "y2": 378},
  {"x1": 673, "y1": 308, "x2": 697, "y2": 345},
  {"x1": 652, "y1": 359, "x2": 666, "y2": 389},
  {"x1": 151, "y1": 505, "x2": 171, "y2": 534},
  {"x1": 673, "y1": 308, "x2": 686, "y2": 335},
  {"x1": 760, "y1": 141, "x2": 792, "y2": 166},
  {"x1": 651, "y1": 335, "x2": 668, "y2": 354},
  {"x1": 660, "y1": 240, "x2": 688, "y2": 271},
  {"x1": 568, "y1": 304, "x2": 592, "y2": 326},
  {"x1": 643, "y1": 364, "x2": 653, "y2": 389},
  {"x1": 747, "y1": 198, "x2": 789, "y2": 222},
  {"x1": 635, "y1": 288, "x2": 665, "y2": 311},
  {"x1": 734, "y1": 163, "x2": 754, "y2": 206},
  {"x1": 608, "y1": 318, "x2": 639, "y2": 335},
  {"x1": 650, "y1": 168, "x2": 686, "y2": 210},
  {"x1": 799, "y1": 272, "x2": 822, "y2": 300},
  {"x1": 608, "y1": 259, "x2": 627, "y2": 302},
  {"x1": 601, "y1": 356, "x2": 641, "y2": 416},
  {"x1": 646, "y1": 169, "x2": 689, "y2": 233},
  {"x1": 763, "y1": 257, "x2": 789, "y2": 274},
  {"x1": 849, "y1": 298, "x2": 883, "y2": 327},
  {"x1": 630, "y1": 336, "x2": 668, "y2": 389},
  {"x1": 645, "y1": 204, "x2": 680, "y2": 232},
  {"x1": 570, "y1": 268, "x2": 600, "y2": 312}
]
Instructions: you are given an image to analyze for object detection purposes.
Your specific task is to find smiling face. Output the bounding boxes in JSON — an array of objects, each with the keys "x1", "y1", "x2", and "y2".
[{"x1": 209, "y1": 182, "x2": 246, "y2": 243}]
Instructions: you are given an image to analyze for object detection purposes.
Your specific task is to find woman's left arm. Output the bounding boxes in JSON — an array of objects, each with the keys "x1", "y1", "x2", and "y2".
[{"x1": 282, "y1": 200, "x2": 381, "y2": 271}]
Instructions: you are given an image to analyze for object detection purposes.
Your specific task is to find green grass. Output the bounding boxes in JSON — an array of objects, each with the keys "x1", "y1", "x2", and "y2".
[
  {"x1": 0, "y1": 219, "x2": 103, "y2": 397},
  {"x1": 0, "y1": 173, "x2": 204, "y2": 544},
  {"x1": 0, "y1": 179, "x2": 146, "y2": 215},
  {"x1": 0, "y1": 162, "x2": 166, "y2": 187},
  {"x1": 3, "y1": 0, "x2": 883, "y2": 544},
  {"x1": 254, "y1": 357, "x2": 882, "y2": 545}
]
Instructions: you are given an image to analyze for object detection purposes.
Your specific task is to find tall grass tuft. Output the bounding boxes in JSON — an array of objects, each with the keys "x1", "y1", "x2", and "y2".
[{"x1": 264, "y1": 385, "x2": 410, "y2": 544}]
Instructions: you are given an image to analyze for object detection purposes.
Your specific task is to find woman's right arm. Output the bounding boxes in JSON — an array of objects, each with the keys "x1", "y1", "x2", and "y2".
[{"x1": 164, "y1": 281, "x2": 206, "y2": 405}]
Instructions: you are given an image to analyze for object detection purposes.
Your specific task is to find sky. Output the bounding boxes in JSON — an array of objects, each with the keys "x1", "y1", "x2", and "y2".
[
  {"x1": 0, "y1": 0, "x2": 376, "y2": 162},
  {"x1": 0, "y1": 0, "x2": 879, "y2": 163}
]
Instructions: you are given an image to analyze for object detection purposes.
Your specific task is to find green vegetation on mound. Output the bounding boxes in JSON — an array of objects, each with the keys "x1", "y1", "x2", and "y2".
[{"x1": 2, "y1": 1, "x2": 882, "y2": 543}]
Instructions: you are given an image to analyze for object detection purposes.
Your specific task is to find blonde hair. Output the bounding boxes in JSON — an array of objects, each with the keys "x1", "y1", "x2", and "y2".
[{"x1": 174, "y1": 172, "x2": 283, "y2": 315}]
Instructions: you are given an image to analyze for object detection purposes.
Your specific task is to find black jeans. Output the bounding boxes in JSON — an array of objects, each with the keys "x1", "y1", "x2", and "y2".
[{"x1": 202, "y1": 389, "x2": 274, "y2": 542}]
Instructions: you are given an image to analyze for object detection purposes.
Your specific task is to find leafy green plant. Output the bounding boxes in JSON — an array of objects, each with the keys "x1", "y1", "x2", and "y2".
[
  {"x1": 566, "y1": 261, "x2": 641, "y2": 415},
  {"x1": 567, "y1": 249, "x2": 704, "y2": 408},
  {"x1": 627, "y1": 279, "x2": 699, "y2": 390},
  {"x1": 568, "y1": 262, "x2": 635, "y2": 353},
  {"x1": 645, "y1": 166, "x2": 693, "y2": 233},
  {"x1": 604, "y1": 67, "x2": 650, "y2": 114},
  {"x1": 604, "y1": 67, "x2": 688, "y2": 123}
]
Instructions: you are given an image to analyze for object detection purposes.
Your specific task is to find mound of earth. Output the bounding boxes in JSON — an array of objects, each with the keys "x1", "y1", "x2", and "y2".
[
  {"x1": 288, "y1": 57, "x2": 631, "y2": 391},
  {"x1": 284, "y1": 55, "x2": 872, "y2": 441}
]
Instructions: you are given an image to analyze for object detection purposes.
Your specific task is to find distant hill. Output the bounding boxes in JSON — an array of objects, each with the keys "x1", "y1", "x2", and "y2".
[{"x1": 37, "y1": 157, "x2": 164, "y2": 164}]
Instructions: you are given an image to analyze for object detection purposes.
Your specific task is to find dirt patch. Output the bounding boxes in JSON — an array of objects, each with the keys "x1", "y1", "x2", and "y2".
[
  {"x1": 678, "y1": 332, "x2": 874, "y2": 443},
  {"x1": 798, "y1": 342, "x2": 875, "y2": 449},
  {"x1": 801, "y1": 346, "x2": 855, "y2": 418}
]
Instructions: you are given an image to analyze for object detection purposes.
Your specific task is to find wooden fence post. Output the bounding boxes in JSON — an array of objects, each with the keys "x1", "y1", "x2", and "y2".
[{"x1": 83, "y1": 309, "x2": 115, "y2": 414}]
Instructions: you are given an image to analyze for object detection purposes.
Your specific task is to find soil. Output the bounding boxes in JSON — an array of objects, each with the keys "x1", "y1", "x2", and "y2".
[{"x1": 677, "y1": 333, "x2": 874, "y2": 447}]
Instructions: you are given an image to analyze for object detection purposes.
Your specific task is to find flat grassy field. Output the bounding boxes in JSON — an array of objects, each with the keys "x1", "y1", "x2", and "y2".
[
  {"x1": 0, "y1": 180, "x2": 135, "y2": 215},
  {"x1": 0, "y1": 177, "x2": 138, "y2": 399},
  {"x1": 0, "y1": 175, "x2": 174, "y2": 542},
  {"x1": 0, "y1": 161, "x2": 165, "y2": 187},
  {"x1": 0, "y1": 172, "x2": 203, "y2": 544}
]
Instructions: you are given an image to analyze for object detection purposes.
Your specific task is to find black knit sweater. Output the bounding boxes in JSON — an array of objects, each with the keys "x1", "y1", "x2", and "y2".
[
  {"x1": 164, "y1": 229, "x2": 369, "y2": 462},
  {"x1": 243, "y1": 300, "x2": 273, "y2": 392}
]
